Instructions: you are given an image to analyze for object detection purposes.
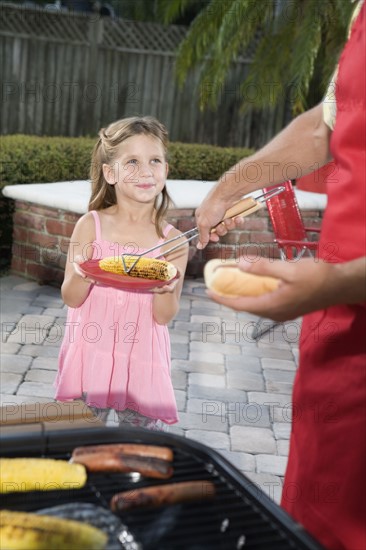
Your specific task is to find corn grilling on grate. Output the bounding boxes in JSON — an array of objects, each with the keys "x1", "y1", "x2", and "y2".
[
  {"x1": 0, "y1": 510, "x2": 107, "y2": 550},
  {"x1": 0, "y1": 458, "x2": 87, "y2": 493},
  {"x1": 99, "y1": 255, "x2": 177, "y2": 281}
]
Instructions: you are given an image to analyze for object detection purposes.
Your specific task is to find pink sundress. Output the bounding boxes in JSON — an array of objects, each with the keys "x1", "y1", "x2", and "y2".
[{"x1": 55, "y1": 210, "x2": 178, "y2": 424}]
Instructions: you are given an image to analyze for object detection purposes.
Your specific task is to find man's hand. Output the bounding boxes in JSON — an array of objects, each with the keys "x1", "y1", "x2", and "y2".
[
  {"x1": 195, "y1": 198, "x2": 245, "y2": 249},
  {"x1": 206, "y1": 257, "x2": 366, "y2": 321}
]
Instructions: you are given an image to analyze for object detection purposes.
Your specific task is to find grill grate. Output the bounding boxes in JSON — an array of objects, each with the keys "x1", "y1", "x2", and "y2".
[{"x1": 1, "y1": 427, "x2": 324, "y2": 550}]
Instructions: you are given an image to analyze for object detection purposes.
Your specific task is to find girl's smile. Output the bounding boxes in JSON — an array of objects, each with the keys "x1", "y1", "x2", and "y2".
[{"x1": 135, "y1": 183, "x2": 156, "y2": 189}]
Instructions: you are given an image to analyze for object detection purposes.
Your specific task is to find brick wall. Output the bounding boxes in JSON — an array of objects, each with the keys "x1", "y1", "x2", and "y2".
[{"x1": 10, "y1": 200, "x2": 324, "y2": 285}]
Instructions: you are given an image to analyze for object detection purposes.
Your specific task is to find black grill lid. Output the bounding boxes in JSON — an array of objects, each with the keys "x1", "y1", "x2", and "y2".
[{"x1": 1, "y1": 426, "x2": 324, "y2": 550}]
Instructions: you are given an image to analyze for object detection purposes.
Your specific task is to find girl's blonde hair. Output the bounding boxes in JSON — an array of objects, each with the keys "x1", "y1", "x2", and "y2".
[{"x1": 89, "y1": 116, "x2": 172, "y2": 238}]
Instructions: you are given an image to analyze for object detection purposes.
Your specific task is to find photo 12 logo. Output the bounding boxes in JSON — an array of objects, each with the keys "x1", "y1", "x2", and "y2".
[
  {"x1": 201, "y1": 320, "x2": 301, "y2": 344},
  {"x1": 1, "y1": 81, "x2": 140, "y2": 105}
]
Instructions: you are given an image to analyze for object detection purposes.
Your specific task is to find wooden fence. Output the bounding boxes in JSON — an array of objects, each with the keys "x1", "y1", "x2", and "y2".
[{"x1": 0, "y1": 3, "x2": 289, "y2": 148}]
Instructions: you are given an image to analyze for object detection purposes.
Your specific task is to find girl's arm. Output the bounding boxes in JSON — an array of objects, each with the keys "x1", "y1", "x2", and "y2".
[
  {"x1": 152, "y1": 227, "x2": 189, "y2": 325},
  {"x1": 61, "y1": 212, "x2": 96, "y2": 308}
]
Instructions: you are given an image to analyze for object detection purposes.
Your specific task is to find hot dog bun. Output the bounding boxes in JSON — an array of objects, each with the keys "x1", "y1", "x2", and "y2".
[{"x1": 204, "y1": 259, "x2": 280, "y2": 297}]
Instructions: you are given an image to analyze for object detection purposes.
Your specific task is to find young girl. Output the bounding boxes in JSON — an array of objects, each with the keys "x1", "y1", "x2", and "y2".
[{"x1": 55, "y1": 116, "x2": 188, "y2": 430}]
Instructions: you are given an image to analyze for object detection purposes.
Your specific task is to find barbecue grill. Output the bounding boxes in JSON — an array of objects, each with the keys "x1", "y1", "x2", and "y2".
[{"x1": 1, "y1": 426, "x2": 324, "y2": 549}]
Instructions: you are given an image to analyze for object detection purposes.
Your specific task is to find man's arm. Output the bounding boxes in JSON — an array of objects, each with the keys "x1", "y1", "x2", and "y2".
[{"x1": 196, "y1": 103, "x2": 332, "y2": 248}]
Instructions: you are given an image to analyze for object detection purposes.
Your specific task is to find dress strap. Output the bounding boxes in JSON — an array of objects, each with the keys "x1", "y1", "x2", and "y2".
[
  {"x1": 163, "y1": 223, "x2": 174, "y2": 238},
  {"x1": 90, "y1": 210, "x2": 102, "y2": 241}
]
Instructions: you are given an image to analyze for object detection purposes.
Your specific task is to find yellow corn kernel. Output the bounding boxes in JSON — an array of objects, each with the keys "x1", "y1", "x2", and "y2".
[
  {"x1": 99, "y1": 255, "x2": 177, "y2": 281},
  {"x1": 0, "y1": 510, "x2": 107, "y2": 550},
  {"x1": 0, "y1": 458, "x2": 87, "y2": 493}
]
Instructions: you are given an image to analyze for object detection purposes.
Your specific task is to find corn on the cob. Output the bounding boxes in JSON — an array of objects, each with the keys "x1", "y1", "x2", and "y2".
[
  {"x1": 0, "y1": 458, "x2": 87, "y2": 493},
  {"x1": 0, "y1": 510, "x2": 107, "y2": 550},
  {"x1": 99, "y1": 255, "x2": 177, "y2": 281}
]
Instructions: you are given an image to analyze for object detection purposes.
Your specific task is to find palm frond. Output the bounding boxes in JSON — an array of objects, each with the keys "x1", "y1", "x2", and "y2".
[
  {"x1": 156, "y1": 0, "x2": 203, "y2": 24},
  {"x1": 240, "y1": 24, "x2": 295, "y2": 111},
  {"x1": 174, "y1": 0, "x2": 237, "y2": 85},
  {"x1": 199, "y1": 0, "x2": 265, "y2": 84},
  {"x1": 167, "y1": 0, "x2": 355, "y2": 117},
  {"x1": 198, "y1": 1, "x2": 274, "y2": 108},
  {"x1": 178, "y1": 0, "x2": 275, "y2": 109},
  {"x1": 287, "y1": 0, "x2": 323, "y2": 112},
  {"x1": 215, "y1": 0, "x2": 254, "y2": 55},
  {"x1": 333, "y1": 0, "x2": 356, "y2": 22},
  {"x1": 320, "y1": 0, "x2": 355, "y2": 91}
]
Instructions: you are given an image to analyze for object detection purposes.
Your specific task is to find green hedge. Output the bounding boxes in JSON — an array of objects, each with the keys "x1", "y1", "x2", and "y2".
[
  {"x1": 0, "y1": 135, "x2": 253, "y2": 269},
  {"x1": 1, "y1": 135, "x2": 253, "y2": 188},
  {"x1": 0, "y1": 135, "x2": 95, "y2": 189}
]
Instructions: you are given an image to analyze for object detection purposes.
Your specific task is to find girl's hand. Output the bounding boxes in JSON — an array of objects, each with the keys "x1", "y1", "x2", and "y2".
[
  {"x1": 73, "y1": 255, "x2": 96, "y2": 285},
  {"x1": 150, "y1": 270, "x2": 181, "y2": 294}
]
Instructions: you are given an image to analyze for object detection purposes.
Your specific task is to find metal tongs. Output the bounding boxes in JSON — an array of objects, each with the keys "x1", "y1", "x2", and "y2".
[{"x1": 121, "y1": 186, "x2": 285, "y2": 273}]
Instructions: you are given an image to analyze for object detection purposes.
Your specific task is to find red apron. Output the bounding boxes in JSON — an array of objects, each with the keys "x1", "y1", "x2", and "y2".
[{"x1": 281, "y1": 4, "x2": 366, "y2": 550}]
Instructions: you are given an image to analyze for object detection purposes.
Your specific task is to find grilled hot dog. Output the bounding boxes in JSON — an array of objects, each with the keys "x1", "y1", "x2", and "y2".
[
  {"x1": 72, "y1": 452, "x2": 173, "y2": 479},
  {"x1": 110, "y1": 481, "x2": 216, "y2": 512},
  {"x1": 71, "y1": 444, "x2": 173, "y2": 462},
  {"x1": 71, "y1": 444, "x2": 174, "y2": 479}
]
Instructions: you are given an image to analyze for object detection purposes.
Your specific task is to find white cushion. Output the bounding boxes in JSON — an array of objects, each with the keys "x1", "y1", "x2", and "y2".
[
  {"x1": 294, "y1": 189, "x2": 327, "y2": 210},
  {"x1": 2, "y1": 180, "x2": 91, "y2": 214},
  {"x1": 2, "y1": 180, "x2": 327, "y2": 213}
]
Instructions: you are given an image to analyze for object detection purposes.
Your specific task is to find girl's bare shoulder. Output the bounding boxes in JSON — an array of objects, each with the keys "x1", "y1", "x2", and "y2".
[
  {"x1": 74, "y1": 211, "x2": 95, "y2": 228},
  {"x1": 72, "y1": 211, "x2": 96, "y2": 239}
]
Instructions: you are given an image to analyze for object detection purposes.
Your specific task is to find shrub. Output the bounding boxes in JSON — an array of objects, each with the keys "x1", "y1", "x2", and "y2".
[
  {"x1": 0, "y1": 135, "x2": 95, "y2": 189},
  {"x1": 1, "y1": 135, "x2": 253, "y2": 189},
  {"x1": 168, "y1": 142, "x2": 253, "y2": 181}
]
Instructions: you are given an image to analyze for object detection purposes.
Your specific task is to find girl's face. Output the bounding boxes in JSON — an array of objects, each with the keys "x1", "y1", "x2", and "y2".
[{"x1": 103, "y1": 134, "x2": 168, "y2": 203}]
